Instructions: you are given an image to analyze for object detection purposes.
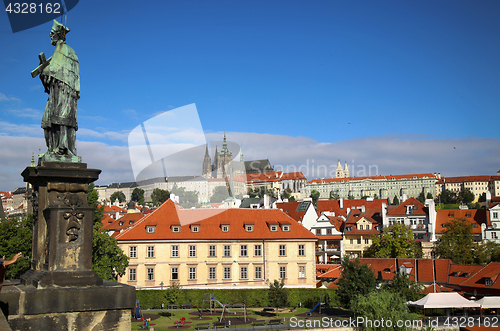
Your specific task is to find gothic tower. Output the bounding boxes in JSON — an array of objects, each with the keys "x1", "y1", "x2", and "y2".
[
  {"x1": 216, "y1": 132, "x2": 233, "y2": 178},
  {"x1": 343, "y1": 161, "x2": 350, "y2": 178},
  {"x1": 202, "y1": 144, "x2": 212, "y2": 178},
  {"x1": 335, "y1": 160, "x2": 344, "y2": 178}
]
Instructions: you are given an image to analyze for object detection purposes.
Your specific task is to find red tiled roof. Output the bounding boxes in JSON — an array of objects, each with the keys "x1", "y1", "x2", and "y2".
[
  {"x1": 438, "y1": 175, "x2": 500, "y2": 184},
  {"x1": 246, "y1": 171, "x2": 306, "y2": 183},
  {"x1": 435, "y1": 209, "x2": 487, "y2": 234},
  {"x1": 460, "y1": 262, "x2": 500, "y2": 290},
  {"x1": 318, "y1": 199, "x2": 388, "y2": 218},
  {"x1": 309, "y1": 173, "x2": 437, "y2": 184},
  {"x1": 435, "y1": 259, "x2": 452, "y2": 283},
  {"x1": 447, "y1": 264, "x2": 484, "y2": 285},
  {"x1": 101, "y1": 205, "x2": 127, "y2": 213},
  {"x1": 387, "y1": 197, "x2": 427, "y2": 216},
  {"x1": 317, "y1": 265, "x2": 342, "y2": 279},
  {"x1": 359, "y1": 258, "x2": 397, "y2": 281},
  {"x1": 344, "y1": 208, "x2": 382, "y2": 235},
  {"x1": 277, "y1": 201, "x2": 316, "y2": 223},
  {"x1": 102, "y1": 213, "x2": 144, "y2": 236},
  {"x1": 100, "y1": 215, "x2": 115, "y2": 226},
  {"x1": 116, "y1": 199, "x2": 318, "y2": 241}
]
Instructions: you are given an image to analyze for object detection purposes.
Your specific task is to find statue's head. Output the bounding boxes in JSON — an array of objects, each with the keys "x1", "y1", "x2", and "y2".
[{"x1": 50, "y1": 19, "x2": 70, "y2": 45}]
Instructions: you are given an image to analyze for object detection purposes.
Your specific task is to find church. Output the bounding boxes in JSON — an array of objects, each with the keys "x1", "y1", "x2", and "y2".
[{"x1": 202, "y1": 133, "x2": 244, "y2": 179}]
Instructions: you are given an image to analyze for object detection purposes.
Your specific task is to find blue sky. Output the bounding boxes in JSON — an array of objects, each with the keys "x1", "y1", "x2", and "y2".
[{"x1": 1, "y1": 0, "x2": 500, "y2": 191}]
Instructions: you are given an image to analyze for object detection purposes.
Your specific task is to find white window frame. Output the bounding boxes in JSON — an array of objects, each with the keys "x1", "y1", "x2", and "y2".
[
  {"x1": 171, "y1": 245, "x2": 179, "y2": 257},
  {"x1": 129, "y1": 268, "x2": 136, "y2": 281},
  {"x1": 189, "y1": 245, "x2": 196, "y2": 257},
  {"x1": 147, "y1": 246, "x2": 155, "y2": 258},
  {"x1": 129, "y1": 246, "x2": 137, "y2": 258}
]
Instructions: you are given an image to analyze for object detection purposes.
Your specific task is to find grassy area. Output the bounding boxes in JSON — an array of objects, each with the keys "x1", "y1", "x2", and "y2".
[{"x1": 131, "y1": 307, "x2": 349, "y2": 330}]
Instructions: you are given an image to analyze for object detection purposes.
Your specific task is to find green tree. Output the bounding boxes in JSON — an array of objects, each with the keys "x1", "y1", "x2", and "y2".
[
  {"x1": 474, "y1": 241, "x2": 500, "y2": 265},
  {"x1": 382, "y1": 271, "x2": 423, "y2": 302},
  {"x1": 165, "y1": 282, "x2": 181, "y2": 305},
  {"x1": 350, "y1": 290, "x2": 416, "y2": 331},
  {"x1": 131, "y1": 188, "x2": 145, "y2": 205},
  {"x1": 433, "y1": 218, "x2": 475, "y2": 264},
  {"x1": 458, "y1": 188, "x2": 475, "y2": 205},
  {"x1": 336, "y1": 257, "x2": 377, "y2": 308},
  {"x1": 91, "y1": 221, "x2": 129, "y2": 281},
  {"x1": 364, "y1": 223, "x2": 422, "y2": 258},
  {"x1": 478, "y1": 192, "x2": 487, "y2": 203},
  {"x1": 439, "y1": 189, "x2": 458, "y2": 204},
  {"x1": 392, "y1": 195, "x2": 400, "y2": 205},
  {"x1": 210, "y1": 186, "x2": 229, "y2": 203},
  {"x1": 0, "y1": 215, "x2": 32, "y2": 279},
  {"x1": 329, "y1": 191, "x2": 340, "y2": 200},
  {"x1": 248, "y1": 188, "x2": 259, "y2": 198},
  {"x1": 426, "y1": 192, "x2": 433, "y2": 200},
  {"x1": 87, "y1": 185, "x2": 129, "y2": 280},
  {"x1": 310, "y1": 190, "x2": 320, "y2": 207},
  {"x1": 373, "y1": 194, "x2": 379, "y2": 199},
  {"x1": 151, "y1": 188, "x2": 170, "y2": 206},
  {"x1": 267, "y1": 278, "x2": 289, "y2": 316},
  {"x1": 110, "y1": 190, "x2": 126, "y2": 203},
  {"x1": 88, "y1": 183, "x2": 104, "y2": 222},
  {"x1": 417, "y1": 192, "x2": 426, "y2": 203}
]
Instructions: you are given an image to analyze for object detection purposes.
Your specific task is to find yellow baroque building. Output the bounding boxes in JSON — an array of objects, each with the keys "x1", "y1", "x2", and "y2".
[{"x1": 116, "y1": 200, "x2": 318, "y2": 289}]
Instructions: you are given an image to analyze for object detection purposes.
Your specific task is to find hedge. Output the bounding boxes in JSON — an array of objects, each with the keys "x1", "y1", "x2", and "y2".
[{"x1": 136, "y1": 288, "x2": 338, "y2": 310}]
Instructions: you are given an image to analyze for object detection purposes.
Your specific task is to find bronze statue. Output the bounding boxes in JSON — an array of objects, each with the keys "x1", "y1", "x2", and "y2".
[{"x1": 32, "y1": 19, "x2": 80, "y2": 162}]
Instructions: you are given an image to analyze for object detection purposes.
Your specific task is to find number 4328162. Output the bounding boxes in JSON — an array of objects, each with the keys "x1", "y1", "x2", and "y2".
[{"x1": 5, "y1": 3, "x2": 61, "y2": 14}]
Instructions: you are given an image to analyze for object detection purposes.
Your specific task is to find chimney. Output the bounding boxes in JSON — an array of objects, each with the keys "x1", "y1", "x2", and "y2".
[
  {"x1": 264, "y1": 194, "x2": 269, "y2": 209},
  {"x1": 382, "y1": 202, "x2": 388, "y2": 227},
  {"x1": 340, "y1": 198, "x2": 343, "y2": 209},
  {"x1": 425, "y1": 199, "x2": 437, "y2": 242}
]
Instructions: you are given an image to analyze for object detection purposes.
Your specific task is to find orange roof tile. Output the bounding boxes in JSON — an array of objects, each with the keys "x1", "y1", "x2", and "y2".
[
  {"x1": 246, "y1": 171, "x2": 306, "y2": 183},
  {"x1": 460, "y1": 262, "x2": 500, "y2": 290},
  {"x1": 387, "y1": 197, "x2": 427, "y2": 216},
  {"x1": 435, "y1": 209, "x2": 487, "y2": 234},
  {"x1": 116, "y1": 199, "x2": 318, "y2": 241},
  {"x1": 309, "y1": 173, "x2": 437, "y2": 184},
  {"x1": 318, "y1": 199, "x2": 388, "y2": 218}
]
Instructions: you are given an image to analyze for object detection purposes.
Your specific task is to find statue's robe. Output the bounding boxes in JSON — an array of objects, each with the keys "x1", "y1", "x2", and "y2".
[{"x1": 41, "y1": 40, "x2": 79, "y2": 156}]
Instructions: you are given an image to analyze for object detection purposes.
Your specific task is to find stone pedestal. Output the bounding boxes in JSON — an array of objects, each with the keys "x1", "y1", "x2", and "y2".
[
  {"x1": 2, "y1": 161, "x2": 136, "y2": 331},
  {"x1": 0, "y1": 280, "x2": 134, "y2": 331},
  {"x1": 20, "y1": 161, "x2": 102, "y2": 288}
]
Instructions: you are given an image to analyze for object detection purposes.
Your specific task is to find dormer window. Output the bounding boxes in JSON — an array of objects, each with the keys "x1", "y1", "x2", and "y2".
[
  {"x1": 466, "y1": 213, "x2": 472, "y2": 218},
  {"x1": 172, "y1": 225, "x2": 180, "y2": 233},
  {"x1": 222, "y1": 225, "x2": 230, "y2": 232},
  {"x1": 270, "y1": 225, "x2": 278, "y2": 232},
  {"x1": 485, "y1": 278, "x2": 493, "y2": 286},
  {"x1": 191, "y1": 225, "x2": 200, "y2": 233},
  {"x1": 245, "y1": 224, "x2": 254, "y2": 232},
  {"x1": 282, "y1": 225, "x2": 290, "y2": 232},
  {"x1": 119, "y1": 221, "x2": 124, "y2": 226},
  {"x1": 146, "y1": 225, "x2": 156, "y2": 233},
  {"x1": 129, "y1": 220, "x2": 134, "y2": 224},
  {"x1": 448, "y1": 212, "x2": 455, "y2": 218}
]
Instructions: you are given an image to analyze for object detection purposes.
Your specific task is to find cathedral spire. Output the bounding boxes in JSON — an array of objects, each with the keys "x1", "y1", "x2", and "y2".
[{"x1": 202, "y1": 144, "x2": 212, "y2": 178}]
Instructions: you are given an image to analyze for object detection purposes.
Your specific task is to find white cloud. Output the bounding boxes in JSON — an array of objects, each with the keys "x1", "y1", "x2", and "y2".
[
  {"x1": 1, "y1": 130, "x2": 499, "y2": 192},
  {"x1": 0, "y1": 93, "x2": 21, "y2": 102},
  {"x1": 3, "y1": 108, "x2": 42, "y2": 118}
]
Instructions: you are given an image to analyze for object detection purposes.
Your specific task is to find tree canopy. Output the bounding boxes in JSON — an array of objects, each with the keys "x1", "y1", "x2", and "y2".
[
  {"x1": 110, "y1": 190, "x2": 126, "y2": 203},
  {"x1": 336, "y1": 257, "x2": 377, "y2": 308},
  {"x1": 364, "y1": 223, "x2": 422, "y2": 258},
  {"x1": 171, "y1": 185, "x2": 198, "y2": 208},
  {"x1": 210, "y1": 186, "x2": 229, "y2": 203},
  {"x1": 382, "y1": 271, "x2": 423, "y2": 302},
  {"x1": 438, "y1": 189, "x2": 458, "y2": 204},
  {"x1": 91, "y1": 221, "x2": 129, "y2": 280},
  {"x1": 131, "y1": 188, "x2": 145, "y2": 205},
  {"x1": 151, "y1": 188, "x2": 170, "y2": 206},
  {"x1": 458, "y1": 188, "x2": 475, "y2": 205},
  {"x1": 87, "y1": 184, "x2": 129, "y2": 280},
  {"x1": 433, "y1": 217, "x2": 476, "y2": 264},
  {"x1": 350, "y1": 290, "x2": 416, "y2": 331},
  {"x1": 0, "y1": 215, "x2": 32, "y2": 279},
  {"x1": 88, "y1": 183, "x2": 103, "y2": 222},
  {"x1": 310, "y1": 190, "x2": 320, "y2": 206},
  {"x1": 267, "y1": 278, "x2": 289, "y2": 316},
  {"x1": 392, "y1": 195, "x2": 400, "y2": 205}
]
